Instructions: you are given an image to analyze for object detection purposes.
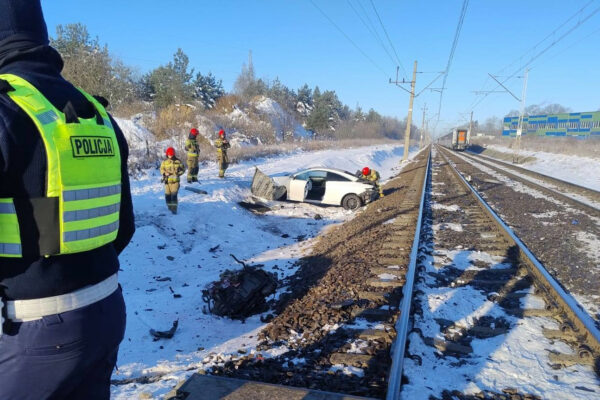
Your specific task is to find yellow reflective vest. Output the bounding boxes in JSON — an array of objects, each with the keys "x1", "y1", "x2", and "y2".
[
  {"x1": 185, "y1": 138, "x2": 199, "y2": 157},
  {"x1": 0, "y1": 74, "x2": 122, "y2": 258}
]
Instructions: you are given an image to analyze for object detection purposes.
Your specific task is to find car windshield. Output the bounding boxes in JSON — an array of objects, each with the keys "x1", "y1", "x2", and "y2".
[
  {"x1": 327, "y1": 172, "x2": 350, "y2": 181},
  {"x1": 294, "y1": 170, "x2": 327, "y2": 180}
]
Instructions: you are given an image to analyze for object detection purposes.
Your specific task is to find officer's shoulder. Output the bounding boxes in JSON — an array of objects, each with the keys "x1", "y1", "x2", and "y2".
[{"x1": 92, "y1": 95, "x2": 110, "y2": 108}]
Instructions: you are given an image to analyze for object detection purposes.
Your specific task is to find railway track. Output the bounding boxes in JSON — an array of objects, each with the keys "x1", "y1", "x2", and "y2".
[
  {"x1": 401, "y1": 146, "x2": 599, "y2": 399},
  {"x1": 167, "y1": 146, "x2": 599, "y2": 399},
  {"x1": 460, "y1": 149, "x2": 600, "y2": 214},
  {"x1": 439, "y1": 146, "x2": 600, "y2": 328}
]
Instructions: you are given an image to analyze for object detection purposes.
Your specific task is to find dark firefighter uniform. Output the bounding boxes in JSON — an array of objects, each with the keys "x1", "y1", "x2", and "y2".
[
  {"x1": 185, "y1": 128, "x2": 200, "y2": 183},
  {"x1": 215, "y1": 130, "x2": 230, "y2": 178},
  {"x1": 0, "y1": 1, "x2": 135, "y2": 398},
  {"x1": 361, "y1": 168, "x2": 384, "y2": 197},
  {"x1": 160, "y1": 149, "x2": 185, "y2": 213}
]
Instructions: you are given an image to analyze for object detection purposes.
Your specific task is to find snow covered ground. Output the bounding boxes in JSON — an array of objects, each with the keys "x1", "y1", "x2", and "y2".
[
  {"x1": 110, "y1": 144, "x2": 416, "y2": 399},
  {"x1": 476, "y1": 145, "x2": 600, "y2": 191}
]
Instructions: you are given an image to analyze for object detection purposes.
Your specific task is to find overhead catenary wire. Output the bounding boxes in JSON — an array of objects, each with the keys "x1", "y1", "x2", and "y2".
[
  {"x1": 368, "y1": 0, "x2": 407, "y2": 78},
  {"x1": 308, "y1": 0, "x2": 389, "y2": 78},
  {"x1": 434, "y1": 0, "x2": 470, "y2": 129},
  {"x1": 469, "y1": 0, "x2": 597, "y2": 109},
  {"x1": 469, "y1": 1, "x2": 600, "y2": 111},
  {"x1": 540, "y1": 25, "x2": 600, "y2": 66},
  {"x1": 356, "y1": 0, "x2": 386, "y2": 46},
  {"x1": 494, "y1": 0, "x2": 596, "y2": 77},
  {"x1": 347, "y1": 0, "x2": 397, "y2": 69}
]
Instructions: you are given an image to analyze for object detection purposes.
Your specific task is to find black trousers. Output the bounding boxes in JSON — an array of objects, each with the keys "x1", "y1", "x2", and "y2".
[{"x1": 0, "y1": 286, "x2": 126, "y2": 399}]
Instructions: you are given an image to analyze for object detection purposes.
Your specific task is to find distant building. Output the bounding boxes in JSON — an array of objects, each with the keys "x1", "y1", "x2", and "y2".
[{"x1": 502, "y1": 111, "x2": 600, "y2": 137}]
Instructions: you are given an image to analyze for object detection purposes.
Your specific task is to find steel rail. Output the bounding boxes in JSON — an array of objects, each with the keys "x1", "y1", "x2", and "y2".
[
  {"x1": 467, "y1": 151, "x2": 600, "y2": 197},
  {"x1": 438, "y1": 145, "x2": 600, "y2": 355},
  {"x1": 385, "y1": 148, "x2": 431, "y2": 400},
  {"x1": 458, "y1": 150, "x2": 600, "y2": 214}
]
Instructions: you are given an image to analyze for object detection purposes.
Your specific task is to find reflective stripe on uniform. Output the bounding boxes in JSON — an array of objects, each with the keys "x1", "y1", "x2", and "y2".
[
  {"x1": 63, "y1": 202, "x2": 120, "y2": 222},
  {"x1": 0, "y1": 202, "x2": 16, "y2": 214},
  {"x1": 0, "y1": 243, "x2": 22, "y2": 255},
  {"x1": 63, "y1": 184, "x2": 121, "y2": 202},
  {"x1": 64, "y1": 220, "x2": 119, "y2": 242},
  {"x1": 0, "y1": 198, "x2": 21, "y2": 257},
  {"x1": 36, "y1": 110, "x2": 59, "y2": 125}
]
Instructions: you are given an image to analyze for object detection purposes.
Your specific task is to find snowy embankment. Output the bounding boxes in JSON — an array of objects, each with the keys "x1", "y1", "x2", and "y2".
[
  {"x1": 111, "y1": 143, "x2": 416, "y2": 399},
  {"x1": 475, "y1": 145, "x2": 600, "y2": 191}
]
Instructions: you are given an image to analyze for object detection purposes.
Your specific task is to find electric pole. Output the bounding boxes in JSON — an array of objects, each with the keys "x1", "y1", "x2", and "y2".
[
  {"x1": 515, "y1": 68, "x2": 529, "y2": 163},
  {"x1": 469, "y1": 110, "x2": 473, "y2": 138},
  {"x1": 403, "y1": 61, "x2": 417, "y2": 160},
  {"x1": 389, "y1": 61, "x2": 418, "y2": 161},
  {"x1": 420, "y1": 103, "x2": 427, "y2": 149}
]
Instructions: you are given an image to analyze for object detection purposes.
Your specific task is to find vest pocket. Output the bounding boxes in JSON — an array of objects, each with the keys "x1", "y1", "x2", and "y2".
[{"x1": 30, "y1": 197, "x2": 60, "y2": 256}]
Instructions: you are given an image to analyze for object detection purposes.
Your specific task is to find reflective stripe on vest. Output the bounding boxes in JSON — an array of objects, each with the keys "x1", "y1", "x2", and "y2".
[
  {"x1": 0, "y1": 74, "x2": 122, "y2": 257},
  {"x1": 0, "y1": 199, "x2": 22, "y2": 257}
]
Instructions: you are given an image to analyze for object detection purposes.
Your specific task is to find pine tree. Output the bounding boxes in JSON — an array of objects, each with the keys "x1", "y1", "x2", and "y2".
[
  {"x1": 193, "y1": 72, "x2": 225, "y2": 109},
  {"x1": 144, "y1": 48, "x2": 195, "y2": 108},
  {"x1": 354, "y1": 106, "x2": 365, "y2": 122},
  {"x1": 296, "y1": 84, "x2": 313, "y2": 116}
]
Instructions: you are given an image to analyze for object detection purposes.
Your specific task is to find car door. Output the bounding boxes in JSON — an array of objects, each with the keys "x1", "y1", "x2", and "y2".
[
  {"x1": 322, "y1": 172, "x2": 352, "y2": 205},
  {"x1": 288, "y1": 171, "x2": 311, "y2": 202},
  {"x1": 303, "y1": 170, "x2": 327, "y2": 203}
]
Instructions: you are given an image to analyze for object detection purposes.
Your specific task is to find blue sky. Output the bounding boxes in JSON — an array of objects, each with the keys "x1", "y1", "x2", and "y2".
[{"x1": 41, "y1": 0, "x2": 600, "y2": 136}]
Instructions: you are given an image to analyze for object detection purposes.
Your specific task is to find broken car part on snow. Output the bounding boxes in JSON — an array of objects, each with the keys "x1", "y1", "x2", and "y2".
[{"x1": 201, "y1": 254, "x2": 278, "y2": 320}]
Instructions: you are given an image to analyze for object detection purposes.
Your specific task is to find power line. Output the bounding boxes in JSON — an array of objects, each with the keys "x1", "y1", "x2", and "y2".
[
  {"x1": 435, "y1": 0, "x2": 470, "y2": 128},
  {"x1": 368, "y1": 0, "x2": 407, "y2": 77},
  {"x1": 470, "y1": 1, "x2": 600, "y2": 111},
  {"x1": 356, "y1": 0, "x2": 385, "y2": 48},
  {"x1": 308, "y1": 0, "x2": 389, "y2": 77},
  {"x1": 495, "y1": 0, "x2": 596, "y2": 77},
  {"x1": 540, "y1": 25, "x2": 600, "y2": 66},
  {"x1": 347, "y1": 0, "x2": 396, "y2": 68}
]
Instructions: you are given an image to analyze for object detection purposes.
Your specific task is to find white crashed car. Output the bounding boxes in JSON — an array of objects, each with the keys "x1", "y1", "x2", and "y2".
[{"x1": 251, "y1": 167, "x2": 379, "y2": 211}]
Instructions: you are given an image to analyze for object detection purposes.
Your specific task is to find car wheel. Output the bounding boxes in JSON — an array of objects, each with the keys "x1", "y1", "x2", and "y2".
[{"x1": 342, "y1": 194, "x2": 362, "y2": 211}]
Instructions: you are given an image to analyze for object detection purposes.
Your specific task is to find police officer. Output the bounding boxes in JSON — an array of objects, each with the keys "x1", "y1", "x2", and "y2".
[
  {"x1": 185, "y1": 128, "x2": 200, "y2": 183},
  {"x1": 160, "y1": 147, "x2": 185, "y2": 213},
  {"x1": 360, "y1": 166, "x2": 384, "y2": 197},
  {"x1": 0, "y1": 1, "x2": 135, "y2": 398},
  {"x1": 215, "y1": 129, "x2": 231, "y2": 178}
]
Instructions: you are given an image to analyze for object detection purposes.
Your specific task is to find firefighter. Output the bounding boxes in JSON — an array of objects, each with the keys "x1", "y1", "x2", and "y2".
[
  {"x1": 215, "y1": 129, "x2": 231, "y2": 178},
  {"x1": 160, "y1": 147, "x2": 185, "y2": 214},
  {"x1": 185, "y1": 128, "x2": 200, "y2": 183},
  {"x1": 360, "y1": 166, "x2": 384, "y2": 197},
  {"x1": 0, "y1": 1, "x2": 135, "y2": 398}
]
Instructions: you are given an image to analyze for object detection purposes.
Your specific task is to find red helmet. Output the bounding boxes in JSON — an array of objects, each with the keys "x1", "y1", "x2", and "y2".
[
  {"x1": 362, "y1": 167, "x2": 370, "y2": 176},
  {"x1": 166, "y1": 147, "x2": 175, "y2": 157},
  {"x1": 218, "y1": 129, "x2": 225, "y2": 137},
  {"x1": 190, "y1": 128, "x2": 199, "y2": 136}
]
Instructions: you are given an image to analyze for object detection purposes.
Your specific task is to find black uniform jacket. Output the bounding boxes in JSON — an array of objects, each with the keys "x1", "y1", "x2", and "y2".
[{"x1": 0, "y1": 45, "x2": 135, "y2": 300}]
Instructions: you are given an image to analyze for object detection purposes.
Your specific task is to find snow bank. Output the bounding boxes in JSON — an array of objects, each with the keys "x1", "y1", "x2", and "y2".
[{"x1": 482, "y1": 145, "x2": 600, "y2": 191}]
